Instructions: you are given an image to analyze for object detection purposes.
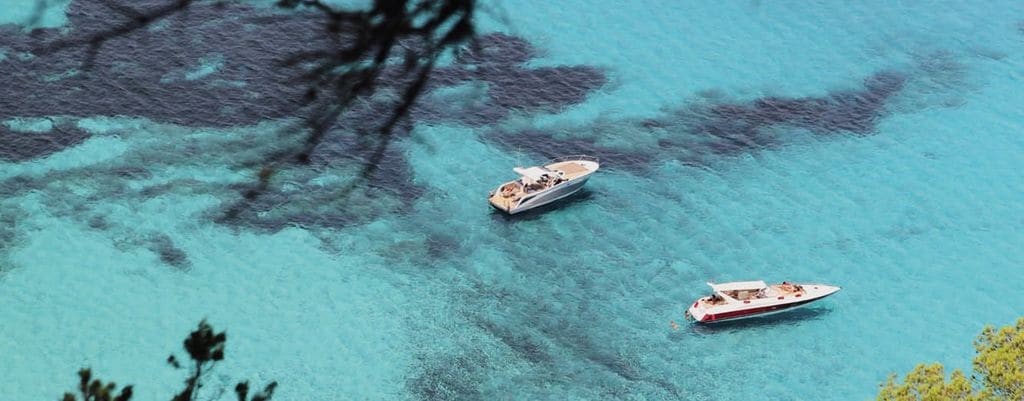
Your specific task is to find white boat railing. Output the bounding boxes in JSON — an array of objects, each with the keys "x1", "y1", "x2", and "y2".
[{"x1": 546, "y1": 154, "x2": 600, "y2": 164}]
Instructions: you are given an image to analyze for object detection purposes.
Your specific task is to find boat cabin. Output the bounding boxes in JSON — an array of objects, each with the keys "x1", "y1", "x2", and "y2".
[
  {"x1": 702, "y1": 281, "x2": 807, "y2": 305},
  {"x1": 707, "y1": 281, "x2": 769, "y2": 303}
]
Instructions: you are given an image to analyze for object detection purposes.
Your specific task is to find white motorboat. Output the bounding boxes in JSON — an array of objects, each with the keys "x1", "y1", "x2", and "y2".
[
  {"x1": 488, "y1": 155, "x2": 599, "y2": 214},
  {"x1": 685, "y1": 281, "x2": 840, "y2": 323}
]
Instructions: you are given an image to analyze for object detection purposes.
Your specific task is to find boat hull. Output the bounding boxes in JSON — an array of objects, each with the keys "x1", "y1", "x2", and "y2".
[
  {"x1": 686, "y1": 284, "x2": 840, "y2": 324},
  {"x1": 489, "y1": 176, "x2": 591, "y2": 215},
  {"x1": 508, "y1": 176, "x2": 590, "y2": 214}
]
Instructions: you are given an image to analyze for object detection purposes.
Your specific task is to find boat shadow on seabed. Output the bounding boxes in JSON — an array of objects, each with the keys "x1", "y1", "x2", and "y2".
[
  {"x1": 683, "y1": 307, "x2": 834, "y2": 335},
  {"x1": 488, "y1": 189, "x2": 596, "y2": 223}
]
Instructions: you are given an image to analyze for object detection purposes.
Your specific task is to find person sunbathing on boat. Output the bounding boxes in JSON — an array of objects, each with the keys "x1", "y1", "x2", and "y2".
[
  {"x1": 705, "y1": 294, "x2": 725, "y2": 305},
  {"x1": 780, "y1": 282, "x2": 805, "y2": 293},
  {"x1": 500, "y1": 183, "x2": 519, "y2": 197}
]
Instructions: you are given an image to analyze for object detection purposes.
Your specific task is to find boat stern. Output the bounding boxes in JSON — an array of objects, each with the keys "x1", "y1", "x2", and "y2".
[
  {"x1": 488, "y1": 194, "x2": 516, "y2": 214},
  {"x1": 488, "y1": 182, "x2": 523, "y2": 214},
  {"x1": 685, "y1": 300, "x2": 711, "y2": 323}
]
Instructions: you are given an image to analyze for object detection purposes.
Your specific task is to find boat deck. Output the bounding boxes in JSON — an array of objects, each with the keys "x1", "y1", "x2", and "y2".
[
  {"x1": 699, "y1": 283, "x2": 806, "y2": 306},
  {"x1": 488, "y1": 187, "x2": 521, "y2": 211},
  {"x1": 769, "y1": 284, "x2": 805, "y2": 296},
  {"x1": 546, "y1": 161, "x2": 591, "y2": 179}
]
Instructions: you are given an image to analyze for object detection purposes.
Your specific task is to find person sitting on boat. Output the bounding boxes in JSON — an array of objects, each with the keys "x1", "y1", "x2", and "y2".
[{"x1": 500, "y1": 183, "x2": 518, "y2": 197}]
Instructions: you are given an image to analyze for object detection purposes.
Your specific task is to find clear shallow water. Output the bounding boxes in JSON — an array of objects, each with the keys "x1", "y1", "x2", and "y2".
[{"x1": 2, "y1": 1, "x2": 1023, "y2": 400}]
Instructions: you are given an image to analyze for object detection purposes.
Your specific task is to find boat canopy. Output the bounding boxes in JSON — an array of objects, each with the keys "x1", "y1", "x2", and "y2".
[
  {"x1": 707, "y1": 281, "x2": 768, "y2": 292},
  {"x1": 513, "y1": 166, "x2": 552, "y2": 183}
]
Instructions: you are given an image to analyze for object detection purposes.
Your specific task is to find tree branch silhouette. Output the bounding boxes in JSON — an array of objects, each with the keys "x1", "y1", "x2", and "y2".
[
  {"x1": 59, "y1": 320, "x2": 276, "y2": 401},
  {"x1": 34, "y1": 0, "x2": 199, "y2": 69},
  {"x1": 30, "y1": 0, "x2": 476, "y2": 205},
  {"x1": 257, "y1": 0, "x2": 474, "y2": 202}
]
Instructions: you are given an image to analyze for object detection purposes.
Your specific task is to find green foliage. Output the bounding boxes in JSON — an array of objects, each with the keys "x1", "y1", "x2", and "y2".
[
  {"x1": 59, "y1": 320, "x2": 276, "y2": 401},
  {"x1": 876, "y1": 317, "x2": 1024, "y2": 401},
  {"x1": 876, "y1": 364, "x2": 986, "y2": 401},
  {"x1": 973, "y1": 318, "x2": 1024, "y2": 401}
]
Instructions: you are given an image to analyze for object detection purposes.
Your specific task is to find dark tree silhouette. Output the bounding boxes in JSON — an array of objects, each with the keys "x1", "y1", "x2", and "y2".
[
  {"x1": 27, "y1": 0, "x2": 476, "y2": 201},
  {"x1": 60, "y1": 369, "x2": 133, "y2": 401},
  {"x1": 60, "y1": 320, "x2": 276, "y2": 401},
  {"x1": 256, "y1": 0, "x2": 475, "y2": 202}
]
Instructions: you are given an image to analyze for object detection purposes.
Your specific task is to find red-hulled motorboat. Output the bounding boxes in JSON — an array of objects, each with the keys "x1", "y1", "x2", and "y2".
[{"x1": 684, "y1": 281, "x2": 840, "y2": 323}]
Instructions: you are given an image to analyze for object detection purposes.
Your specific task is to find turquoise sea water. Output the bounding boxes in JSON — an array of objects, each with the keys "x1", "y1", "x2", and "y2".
[{"x1": 2, "y1": 1, "x2": 1023, "y2": 400}]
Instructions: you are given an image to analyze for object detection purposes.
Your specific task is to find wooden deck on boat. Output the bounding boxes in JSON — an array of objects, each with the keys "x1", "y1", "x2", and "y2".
[
  {"x1": 488, "y1": 185, "x2": 521, "y2": 211},
  {"x1": 545, "y1": 161, "x2": 592, "y2": 179}
]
